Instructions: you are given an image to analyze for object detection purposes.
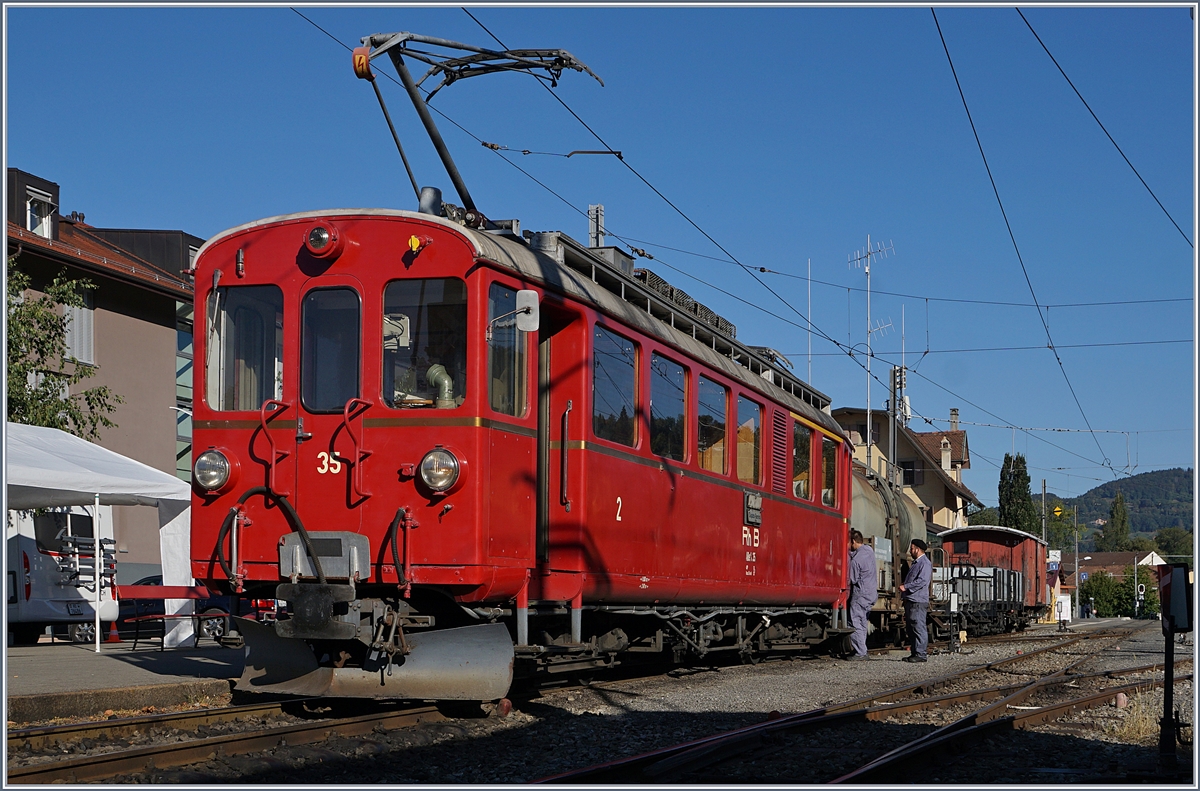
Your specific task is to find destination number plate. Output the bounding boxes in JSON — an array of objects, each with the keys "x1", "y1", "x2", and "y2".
[{"x1": 67, "y1": 602, "x2": 84, "y2": 615}]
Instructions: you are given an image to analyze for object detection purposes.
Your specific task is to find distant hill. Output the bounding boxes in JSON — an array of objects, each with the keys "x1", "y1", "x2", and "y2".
[{"x1": 1055, "y1": 468, "x2": 1193, "y2": 536}]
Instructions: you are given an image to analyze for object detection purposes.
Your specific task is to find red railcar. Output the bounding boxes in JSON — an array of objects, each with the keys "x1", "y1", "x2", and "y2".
[
  {"x1": 189, "y1": 208, "x2": 854, "y2": 700},
  {"x1": 935, "y1": 525, "x2": 1049, "y2": 634}
]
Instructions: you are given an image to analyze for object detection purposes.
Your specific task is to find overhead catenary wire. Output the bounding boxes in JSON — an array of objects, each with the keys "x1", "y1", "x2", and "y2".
[
  {"x1": 1015, "y1": 7, "x2": 1194, "y2": 249},
  {"x1": 292, "y1": 8, "x2": 1139, "y2": 481},
  {"x1": 931, "y1": 8, "x2": 1114, "y2": 475},
  {"x1": 612, "y1": 236, "x2": 1192, "y2": 310},
  {"x1": 788, "y1": 338, "x2": 1191, "y2": 356},
  {"x1": 461, "y1": 9, "x2": 854, "y2": 359},
  {"x1": 462, "y1": 9, "x2": 1177, "y2": 484}
]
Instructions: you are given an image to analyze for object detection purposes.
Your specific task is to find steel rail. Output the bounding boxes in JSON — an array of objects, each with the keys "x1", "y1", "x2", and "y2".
[
  {"x1": 832, "y1": 673, "x2": 1193, "y2": 783},
  {"x1": 830, "y1": 627, "x2": 1166, "y2": 783},
  {"x1": 6, "y1": 704, "x2": 444, "y2": 784},
  {"x1": 612, "y1": 658, "x2": 1191, "y2": 782},
  {"x1": 7, "y1": 699, "x2": 316, "y2": 753},
  {"x1": 537, "y1": 633, "x2": 1095, "y2": 783},
  {"x1": 537, "y1": 627, "x2": 1144, "y2": 783}
]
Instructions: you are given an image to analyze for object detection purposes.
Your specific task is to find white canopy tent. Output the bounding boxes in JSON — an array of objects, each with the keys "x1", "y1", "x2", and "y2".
[{"x1": 5, "y1": 422, "x2": 197, "y2": 647}]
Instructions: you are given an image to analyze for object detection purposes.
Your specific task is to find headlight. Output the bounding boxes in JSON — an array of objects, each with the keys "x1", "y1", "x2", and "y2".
[
  {"x1": 304, "y1": 222, "x2": 344, "y2": 259},
  {"x1": 194, "y1": 450, "x2": 231, "y2": 491},
  {"x1": 419, "y1": 447, "x2": 460, "y2": 492},
  {"x1": 307, "y1": 226, "x2": 330, "y2": 250}
]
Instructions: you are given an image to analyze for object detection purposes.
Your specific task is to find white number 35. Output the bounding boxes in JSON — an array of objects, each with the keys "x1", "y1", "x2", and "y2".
[{"x1": 316, "y1": 451, "x2": 343, "y2": 475}]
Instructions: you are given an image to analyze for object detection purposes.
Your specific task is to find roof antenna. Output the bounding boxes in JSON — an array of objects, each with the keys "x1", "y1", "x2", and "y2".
[{"x1": 848, "y1": 234, "x2": 895, "y2": 477}]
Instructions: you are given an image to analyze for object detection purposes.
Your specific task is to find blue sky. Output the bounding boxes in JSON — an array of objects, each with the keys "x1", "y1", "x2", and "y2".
[{"x1": 4, "y1": 4, "x2": 1195, "y2": 509}]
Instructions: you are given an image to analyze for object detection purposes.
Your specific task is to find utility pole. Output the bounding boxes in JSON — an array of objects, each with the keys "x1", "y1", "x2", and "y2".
[
  {"x1": 1073, "y1": 506, "x2": 1079, "y2": 620},
  {"x1": 889, "y1": 366, "x2": 905, "y2": 488},
  {"x1": 1040, "y1": 479, "x2": 1047, "y2": 542},
  {"x1": 1133, "y1": 556, "x2": 1139, "y2": 619}
]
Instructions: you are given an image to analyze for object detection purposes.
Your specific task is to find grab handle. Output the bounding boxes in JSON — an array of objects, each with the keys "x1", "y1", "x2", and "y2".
[
  {"x1": 343, "y1": 397, "x2": 373, "y2": 499},
  {"x1": 560, "y1": 400, "x2": 573, "y2": 512},
  {"x1": 259, "y1": 399, "x2": 291, "y2": 496}
]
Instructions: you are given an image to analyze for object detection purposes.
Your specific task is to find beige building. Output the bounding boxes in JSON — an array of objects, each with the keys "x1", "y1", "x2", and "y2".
[
  {"x1": 7, "y1": 168, "x2": 197, "y2": 582},
  {"x1": 832, "y1": 406, "x2": 982, "y2": 536}
]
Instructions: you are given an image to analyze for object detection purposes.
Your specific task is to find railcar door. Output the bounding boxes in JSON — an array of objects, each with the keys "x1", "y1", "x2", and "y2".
[
  {"x1": 535, "y1": 304, "x2": 587, "y2": 603},
  {"x1": 290, "y1": 277, "x2": 368, "y2": 539}
]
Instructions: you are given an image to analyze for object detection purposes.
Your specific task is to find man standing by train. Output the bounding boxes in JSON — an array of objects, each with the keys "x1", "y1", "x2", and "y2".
[
  {"x1": 846, "y1": 530, "x2": 877, "y2": 660},
  {"x1": 899, "y1": 538, "x2": 931, "y2": 662}
]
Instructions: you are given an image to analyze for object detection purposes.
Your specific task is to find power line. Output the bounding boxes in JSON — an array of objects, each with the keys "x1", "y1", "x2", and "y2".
[
  {"x1": 932, "y1": 8, "x2": 1112, "y2": 474},
  {"x1": 461, "y1": 9, "x2": 859, "y2": 364},
  {"x1": 296, "y1": 9, "x2": 1135, "y2": 483},
  {"x1": 615, "y1": 237, "x2": 1191, "y2": 310},
  {"x1": 936, "y1": 419, "x2": 1186, "y2": 436},
  {"x1": 787, "y1": 338, "x2": 1192, "y2": 357},
  {"x1": 1016, "y1": 7, "x2": 1194, "y2": 249},
  {"x1": 905, "y1": 366, "x2": 1120, "y2": 472}
]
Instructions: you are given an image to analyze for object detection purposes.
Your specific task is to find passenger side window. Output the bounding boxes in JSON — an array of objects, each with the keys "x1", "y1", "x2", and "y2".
[
  {"x1": 821, "y1": 436, "x2": 840, "y2": 507},
  {"x1": 697, "y1": 376, "x2": 728, "y2": 474},
  {"x1": 487, "y1": 283, "x2": 527, "y2": 417},
  {"x1": 793, "y1": 420, "x2": 811, "y2": 500},
  {"x1": 736, "y1": 396, "x2": 761, "y2": 484},
  {"x1": 650, "y1": 353, "x2": 686, "y2": 461},
  {"x1": 592, "y1": 326, "x2": 637, "y2": 446}
]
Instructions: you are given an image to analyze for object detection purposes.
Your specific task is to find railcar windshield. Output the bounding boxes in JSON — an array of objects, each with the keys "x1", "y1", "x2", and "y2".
[
  {"x1": 205, "y1": 285, "x2": 284, "y2": 411},
  {"x1": 302, "y1": 288, "x2": 361, "y2": 412},
  {"x1": 382, "y1": 278, "x2": 468, "y2": 409}
]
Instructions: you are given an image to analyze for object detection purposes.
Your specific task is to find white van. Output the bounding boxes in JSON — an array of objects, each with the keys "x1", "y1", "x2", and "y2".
[{"x1": 6, "y1": 505, "x2": 119, "y2": 644}]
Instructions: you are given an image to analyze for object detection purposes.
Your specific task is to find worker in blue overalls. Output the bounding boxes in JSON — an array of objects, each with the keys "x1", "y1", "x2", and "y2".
[
  {"x1": 899, "y1": 538, "x2": 931, "y2": 662},
  {"x1": 846, "y1": 529, "x2": 878, "y2": 660}
]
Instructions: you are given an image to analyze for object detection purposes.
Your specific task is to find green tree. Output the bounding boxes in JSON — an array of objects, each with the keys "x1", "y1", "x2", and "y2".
[
  {"x1": 1129, "y1": 535, "x2": 1156, "y2": 552},
  {"x1": 1155, "y1": 526, "x2": 1194, "y2": 560},
  {"x1": 967, "y1": 505, "x2": 999, "y2": 525},
  {"x1": 1079, "y1": 570, "x2": 1123, "y2": 617},
  {"x1": 6, "y1": 260, "x2": 122, "y2": 439},
  {"x1": 1121, "y1": 564, "x2": 1160, "y2": 619},
  {"x1": 998, "y1": 453, "x2": 1039, "y2": 536},
  {"x1": 1045, "y1": 500, "x2": 1077, "y2": 552},
  {"x1": 1095, "y1": 492, "x2": 1132, "y2": 552}
]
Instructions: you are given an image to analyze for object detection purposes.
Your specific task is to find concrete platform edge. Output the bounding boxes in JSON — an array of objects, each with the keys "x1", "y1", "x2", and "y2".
[{"x1": 7, "y1": 679, "x2": 233, "y2": 724}]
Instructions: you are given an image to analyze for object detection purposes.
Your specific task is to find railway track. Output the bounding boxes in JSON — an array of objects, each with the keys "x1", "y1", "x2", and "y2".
[
  {"x1": 6, "y1": 699, "x2": 448, "y2": 784},
  {"x1": 538, "y1": 624, "x2": 1191, "y2": 783},
  {"x1": 2, "y1": 626, "x2": 1140, "y2": 784}
]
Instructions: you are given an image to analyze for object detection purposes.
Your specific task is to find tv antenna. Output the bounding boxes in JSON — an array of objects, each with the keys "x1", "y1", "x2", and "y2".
[
  {"x1": 848, "y1": 234, "x2": 894, "y2": 476},
  {"x1": 352, "y1": 32, "x2": 603, "y2": 218}
]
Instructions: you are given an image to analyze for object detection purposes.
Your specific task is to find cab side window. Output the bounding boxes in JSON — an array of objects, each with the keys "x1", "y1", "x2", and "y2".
[
  {"x1": 697, "y1": 376, "x2": 728, "y2": 474},
  {"x1": 592, "y1": 326, "x2": 637, "y2": 446},
  {"x1": 793, "y1": 421, "x2": 811, "y2": 500},
  {"x1": 487, "y1": 283, "x2": 528, "y2": 417},
  {"x1": 821, "y1": 436, "x2": 840, "y2": 507}
]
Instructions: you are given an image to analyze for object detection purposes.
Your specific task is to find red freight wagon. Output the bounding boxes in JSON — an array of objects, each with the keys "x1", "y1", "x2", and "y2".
[
  {"x1": 188, "y1": 208, "x2": 854, "y2": 700},
  {"x1": 937, "y1": 525, "x2": 1049, "y2": 632}
]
